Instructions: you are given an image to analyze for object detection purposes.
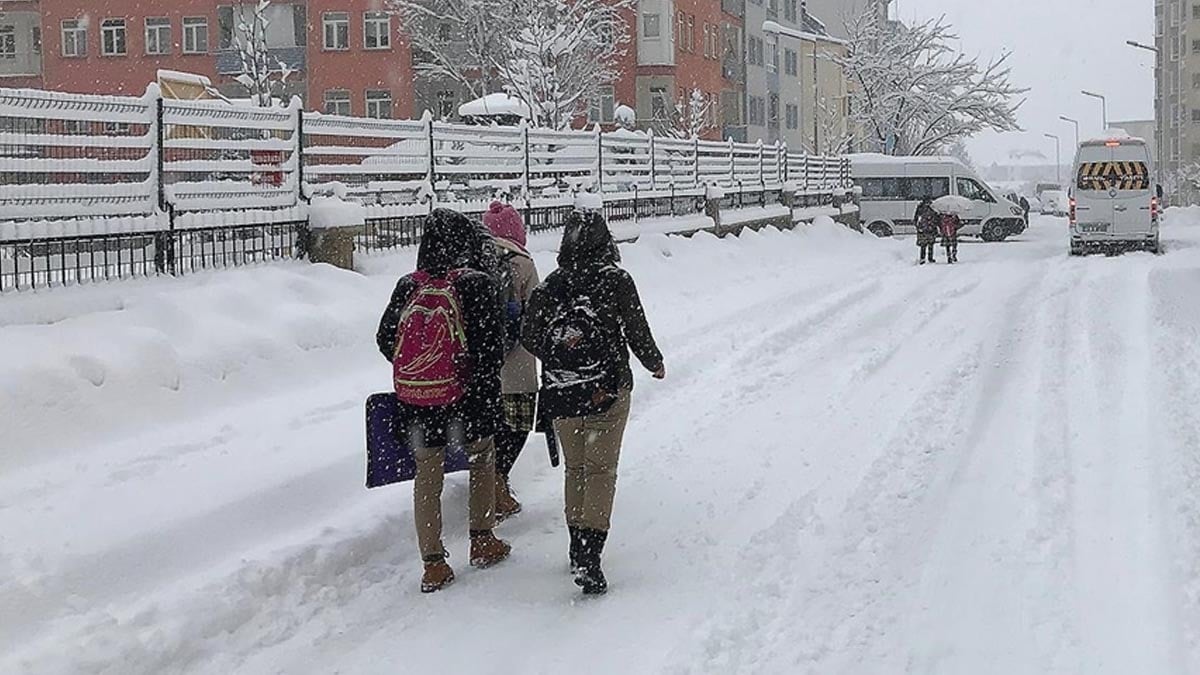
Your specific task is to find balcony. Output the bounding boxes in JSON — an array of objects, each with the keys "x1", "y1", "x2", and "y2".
[
  {"x1": 215, "y1": 46, "x2": 306, "y2": 76},
  {"x1": 723, "y1": 58, "x2": 745, "y2": 83}
]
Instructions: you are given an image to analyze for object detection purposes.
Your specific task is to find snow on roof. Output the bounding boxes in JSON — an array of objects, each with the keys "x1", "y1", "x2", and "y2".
[
  {"x1": 848, "y1": 153, "x2": 961, "y2": 165},
  {"x1": 458, "y1": 93, "x2": 532, "y2": 119},
  {"x1": 157, "y1": 70, "x2": 212, "y2": 87},
  {"x1": 1082, "y1": 129, "x2": 1147, "y2": 146}
]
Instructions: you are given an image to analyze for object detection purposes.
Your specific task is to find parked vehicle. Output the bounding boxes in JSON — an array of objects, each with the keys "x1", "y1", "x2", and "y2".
[
  {"x1": 1035, "y1": 182, "x2": 1061, "y2": 200},
  {"x1": 1040, "y1": 190, "x2": 1068, "y2": 216},
  {"x1": 849, "y1": 154, "x2": 1027, "y2": 242},
  {"x1": 1069, "y1": 136, "x2": 1160, "y2": 255}
]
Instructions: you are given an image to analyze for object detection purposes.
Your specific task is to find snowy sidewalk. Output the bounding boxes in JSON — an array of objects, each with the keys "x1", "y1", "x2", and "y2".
[{"x1": 5, "y1": 216, "x2": 1200, "y2": 673}]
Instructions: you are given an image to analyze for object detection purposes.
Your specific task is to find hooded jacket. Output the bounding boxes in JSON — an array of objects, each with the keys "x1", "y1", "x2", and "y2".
[
  {"x1": 522, "y1": 210, "x2": 663, "y2": 420},
  {"x1": 376, "y1": 209, "x2": 505, "y2": 447}
]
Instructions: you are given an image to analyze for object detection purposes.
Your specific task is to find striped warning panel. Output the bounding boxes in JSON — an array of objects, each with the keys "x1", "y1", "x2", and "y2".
[{"x1": 1077, "y1": 161, "x2": 1149, "y2": 191}]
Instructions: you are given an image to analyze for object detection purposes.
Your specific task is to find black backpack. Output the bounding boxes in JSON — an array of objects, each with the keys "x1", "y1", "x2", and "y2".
[{"x1": 541, "y1": 284, "x2": 621, "y2": 418}]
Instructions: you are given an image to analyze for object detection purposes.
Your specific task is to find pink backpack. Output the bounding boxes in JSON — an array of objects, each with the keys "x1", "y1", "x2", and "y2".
[{"x1": 393, "y1": 270, "x2": 470, "y2": 407}]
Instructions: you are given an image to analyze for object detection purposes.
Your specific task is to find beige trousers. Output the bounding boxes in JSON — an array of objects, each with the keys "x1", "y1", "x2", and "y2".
[
  {"x1": 413, "y1": 437, "x2": 497, "y2": 560},
  {"x1": 554, "y1": 390, "x2": 632, "y2": 532}
]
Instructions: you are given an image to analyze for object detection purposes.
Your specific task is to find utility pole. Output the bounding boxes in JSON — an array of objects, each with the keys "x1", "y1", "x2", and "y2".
[{"x1": 1044, "y1": 133, "x2": 1061, "y2": 187}]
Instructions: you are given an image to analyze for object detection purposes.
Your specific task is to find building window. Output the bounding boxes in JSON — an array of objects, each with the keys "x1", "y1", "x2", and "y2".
[
  {"x1": 183, "y1": 17, "x2": 209, "y2": 54},
  {"x1": 439, "y1": 89, "x2": 456, "y2": 118},
  {"x1": 323, "y1": 12, "x2": 349, "y2": 50},
  {"x1": 748, "y1": 96, "x2": 765, "y2": 126},
  {"x1": 61, "y1": 19, "x2": 87, "y2": 58},
  {"x1": 766, "y1": 35, "x2": 778, "y2": 73},
  {"x1": 643, "y1": 14, "x2": 661, "y2": 38},
  {"x1": 366, "y1": 90, "x2": 393, "y2": 119},
  {"x1": 364, "y1": 12, "x2": 391, "y2": 50},
  {"x1": 0, "y1": 26, "x2": 14, "y2": 60},
  {"x1": 676, "y1": 12, "x2": 685, "y2": 51},
  {"x1": 686, "y1": 15, "x2": 695, "y2": 52},
  {"x1": 324, "y1": 89, "x2": 351, "y2": 116},
  {"x1": 101, "y1": 19, "x2": 128, "y2": 57},
  {"x1": 145, "y1": 17, "x2": 171, "y2": 55},
  {"x1": 785, "y1": 0, "x2": 798, "y2": 22},
  {"x1": 786, "y1": 103, "x2": 798, "y2": 130},
  {"x1": 1192, "y1": 73, "x2": 1200, "y2": 89},
  {"x1": 1192, "y1": 108, "x2": 1200, "y2": 122},
  {"x1": 784, "y1": 48, "x2": 797, "y2": 76},
  {"x1": 1192, "y1": 38, "x2": 1200, "y2": 53},
  {"x1": 32, "y1": 26, "x2": 41, "y2": 55},
  {"x1": 768, "y1": 93, "x2": 779, "y2": 128},
  {"x1": 437, "y1": 23, "x2": 452, "y2": 42},
  {"x1": 650, "y1": 86, "x2": 669, "y2": 120},
  {"x1": 589, "y1": 85, "x2": 616, "y2": 123}
]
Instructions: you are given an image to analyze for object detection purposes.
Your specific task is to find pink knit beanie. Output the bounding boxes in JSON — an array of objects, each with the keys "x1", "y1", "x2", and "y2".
[{"x1": 483, "y1": 201, "x2": 527, "y2": 249}]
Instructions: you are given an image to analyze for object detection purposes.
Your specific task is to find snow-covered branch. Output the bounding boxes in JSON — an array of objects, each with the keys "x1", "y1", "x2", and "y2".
[
  {"x1": 233, "y1": 0, "x2": 294, "y2": 107},
  {"x1": 837, "y1": 11, "x2": 1027, "y2": 155}
]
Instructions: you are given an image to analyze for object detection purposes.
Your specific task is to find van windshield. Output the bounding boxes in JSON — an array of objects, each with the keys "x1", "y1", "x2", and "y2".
[{"x1": 1076, "y1": 161, "x2": 1150, "y2": 191}]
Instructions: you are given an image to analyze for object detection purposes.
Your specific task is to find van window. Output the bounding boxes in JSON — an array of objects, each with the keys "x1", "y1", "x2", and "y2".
[
  {"x1": 861, "y1": 178, "x2": 883, "y2": 198},
  {"x1": 1076, "y1": 161, "x2": 1150, "y2": 191},
  {"x1": 859, "y1": 177, "x2": 905, "y2": 201},
  {"x1": 956, "y1": 177, "x2": 995, "y2": 202},
  {"x1": 908, "y1": 177, "x2": 950, "y2": 199}
]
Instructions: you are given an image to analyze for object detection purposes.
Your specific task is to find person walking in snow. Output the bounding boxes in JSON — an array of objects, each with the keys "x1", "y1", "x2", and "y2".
[
  {"x1": 376, "y1": 208, "x2": 511, "y2": 594},
  {"x1": 940, "y1": 211, "x2": 963, "y2": 264},
  {"x1": 522, "y1": 208, "x2": 665, "y2": 596},
  {"x1": 483, "y1": 201, "x2": 541, "y2": 521},
  {"x1": 915, "y1": 197, "x2": 939, "y2": 265}
]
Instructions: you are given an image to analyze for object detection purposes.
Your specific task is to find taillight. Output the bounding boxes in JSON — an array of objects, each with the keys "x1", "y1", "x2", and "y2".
[
  {"x1": 1069, "y1": 197, "x2": 1076, "y2": 224},
  {"x1": 1151, "y1": 196, "x2": 1159, "y2": 222}
]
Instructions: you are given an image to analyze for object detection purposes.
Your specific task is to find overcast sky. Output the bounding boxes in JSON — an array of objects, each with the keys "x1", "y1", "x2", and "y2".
[{"x1": 891, "y1": 0, "x2": 1155, "y2": 166}]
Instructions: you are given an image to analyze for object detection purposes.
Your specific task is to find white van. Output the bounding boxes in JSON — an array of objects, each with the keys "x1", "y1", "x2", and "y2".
[
  {"x1": 1069, "y1": 136, "x2": 1160, "y2": 255},
  {"x1": 849, "y1": 154, "x2": 1027, "y2": 241}
]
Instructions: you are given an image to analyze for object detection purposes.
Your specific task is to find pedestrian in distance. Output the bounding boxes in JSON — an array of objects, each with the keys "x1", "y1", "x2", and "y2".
[
  {"x1": 522, "y1": 208, "x2": 665, "y2": 596},
  {"x1": 376, "y1": 208, "x2": 511, "y2": 594},
  {"x1": 915, "y1": 197, "x2": 939, "y2": 265},
  {"x1": 940, "y1": 211, "x2": 963, "y2": 264},
  {"x1": 483, "y1": 201, "x2": 541, "y2": 521},
  {"x1": 1019, "y1": 195, "x2": 1031, "y2": 227}
]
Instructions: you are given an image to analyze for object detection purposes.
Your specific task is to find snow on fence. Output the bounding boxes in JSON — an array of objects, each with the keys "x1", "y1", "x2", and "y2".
[{"x1": 0, "y1": 85, "x2": 851, "y2": 291}]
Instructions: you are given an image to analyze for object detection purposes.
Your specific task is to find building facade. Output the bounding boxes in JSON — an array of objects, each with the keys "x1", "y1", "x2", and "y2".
[
  {"x1": 0, "y1": 0, "x2": 413, "y2": 119},
  {"x1": 1155, "y1": 0, "x2": 1191, "y2": 199}
]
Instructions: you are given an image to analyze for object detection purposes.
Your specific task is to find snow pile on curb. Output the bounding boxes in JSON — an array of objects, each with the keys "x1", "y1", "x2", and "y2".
[
  {"x1": 307, "y1": 196, "x2": 366, "y2": 230},
  {"x1": 1, "y1": 223, "x2": 887, "y2": 469}
]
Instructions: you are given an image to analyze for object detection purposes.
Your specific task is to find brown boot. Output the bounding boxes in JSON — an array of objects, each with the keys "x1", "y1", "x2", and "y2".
[
  {"x1": 421, "y1": 557, "x2": 455, "y2": 593},
  {"x1": 469, "y1": 530, "x2": 512, "y2": 568},
  {"x1": 495, "y1": 476, "x2": 522, "y2": 523}
]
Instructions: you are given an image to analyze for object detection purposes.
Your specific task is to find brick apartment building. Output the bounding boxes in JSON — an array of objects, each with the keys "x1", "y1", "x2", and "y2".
[
  {"x1": 0, "y1": 0, "x2": 856, "y2": 147},
  {"x1": 0, "y1": 0, "x2": 414, "y2": 118}
]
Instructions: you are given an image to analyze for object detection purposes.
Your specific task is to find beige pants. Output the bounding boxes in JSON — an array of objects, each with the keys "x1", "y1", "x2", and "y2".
[
  {"x1": 413, "y1": 437, "x2": 497, "y2": 560},
  {"x1": 554, "y1": 390, "x2": 632, "y2": 532}
]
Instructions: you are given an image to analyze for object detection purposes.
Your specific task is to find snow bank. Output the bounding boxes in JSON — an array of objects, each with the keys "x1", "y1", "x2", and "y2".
[
  {"x1": 1164, "y1": 206, "x2": 1200, "y2": 227},
  {"x1": 308, "y1": 196, "x2": 365, "y2": 230}
]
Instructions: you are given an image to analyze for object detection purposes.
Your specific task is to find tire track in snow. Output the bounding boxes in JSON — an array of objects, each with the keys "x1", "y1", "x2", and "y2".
[{"x1": 661, "y1": 265, "x2": 1049, "y2": 673}]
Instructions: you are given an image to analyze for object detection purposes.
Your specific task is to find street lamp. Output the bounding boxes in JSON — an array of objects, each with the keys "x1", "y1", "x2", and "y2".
[
  {"x1": 1044, "y1": 133, "x2": 1061, "y2": 186},
  {"x1": 1058, "y1": 115, "x2": 1080, "y2": 149},
  {"x1": 1126, "y1": 39, "x2": 1164, "y2": 185},
  {"x1": 1081, "y1": 90, "x2": 1108, "y2": 131}
]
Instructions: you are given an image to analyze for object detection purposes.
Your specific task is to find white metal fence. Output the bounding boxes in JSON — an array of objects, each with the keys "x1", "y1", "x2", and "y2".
[{"x1": 0, "y1": 85, "x2": 850, "y2": 235}]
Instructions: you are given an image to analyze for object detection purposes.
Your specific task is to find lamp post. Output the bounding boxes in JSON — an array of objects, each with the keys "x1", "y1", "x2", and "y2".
[
  {"x1": 1058, "y1": 115, "x2": 1080, "y2": 149},
  {"x1": 1044, "y1": 133, "x2": 1061, "y2": 186},
  {"x1": 1081, "y1": 90, "x2": 1108, "y2": 131},
  {"x1": 1126, "y1": 39, "x2": 1164, "y2": 186}
]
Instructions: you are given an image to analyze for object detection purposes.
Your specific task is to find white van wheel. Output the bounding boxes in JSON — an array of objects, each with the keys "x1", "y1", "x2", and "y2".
[
  {"x1": 982, "y1": 221, "x2": 1006, "y2": 242},
  {"x1": 867, "y1": 221, "x2": 893, "y2": 238}
]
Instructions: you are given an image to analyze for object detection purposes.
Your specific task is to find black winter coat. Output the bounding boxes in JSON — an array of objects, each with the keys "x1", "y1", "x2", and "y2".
[
  {"x1": 376, "y1": 209, "x2": 505, "y2": 448},
  {"x1": 522, "y1": 210, "x2": 663, "y2": 421},
  {"x1": 915, "y1": 202, "x2": 939, "y2": 245}
]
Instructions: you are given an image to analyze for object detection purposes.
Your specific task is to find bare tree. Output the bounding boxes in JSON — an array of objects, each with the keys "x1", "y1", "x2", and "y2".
[
  {"x1": 232, "y1": 0, "x2": 295, "y2": 107},
  {"x1": 493, "y1": 0, "x2": 633, "y2": 129},
  {"x1": 394, "y1": 0, "x2": 631, "y2": 129},
  {"x1": 837, "y1": 10, "x2": 1026, "y2": 155},
  {"x1": 658, "y1": 88, "x2": 716, "y2": 140},
  {"x1": 389, "y1": 0, "x2": 510, "y2": 100}
]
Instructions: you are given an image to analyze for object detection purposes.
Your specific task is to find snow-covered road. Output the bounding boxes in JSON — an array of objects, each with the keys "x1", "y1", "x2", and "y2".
[{"x1": 6, "y1": 215, "x2": 1200, "y2": 674}]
